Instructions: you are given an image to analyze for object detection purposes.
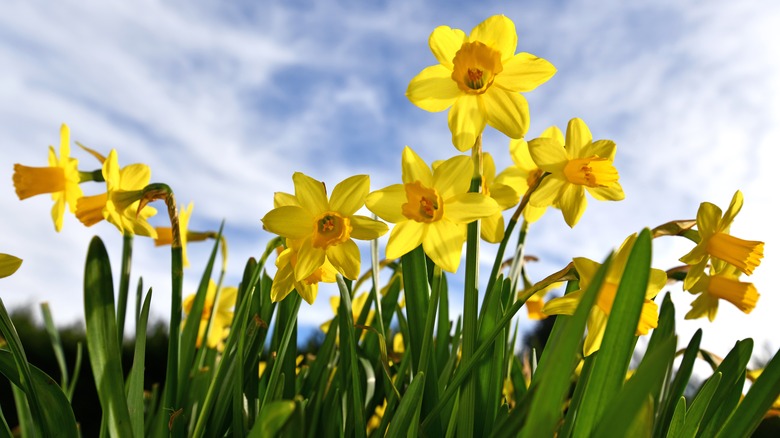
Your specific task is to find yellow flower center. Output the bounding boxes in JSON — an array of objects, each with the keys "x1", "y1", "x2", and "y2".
[
  {"x1": 402, "y1": 181, "x2": 444, "y2": 223},
  {"x1": 75, "y1": 193, "x2": 108, "y2": 227},
  {"x1": 12, "y1": 164, "x2": 66, "y2": 200},
  {"x1": 312, "y1": 212, "x2": 352, "y2": 249},
  {"x1": 451, "y1": 41, "x2": 503, "y2": 94},
  {"x1": 707, "y1": 232, "x2": 764, "y2": 275},
  {"x1": 707, "y1": 275, "x2": 759, "y2": 313},
  {"x1": 563, "y1": 156, "x2": 619, "y2": 187},
  {"x1": 595, "y1": 281, "x2": 657, "y2": 335}
]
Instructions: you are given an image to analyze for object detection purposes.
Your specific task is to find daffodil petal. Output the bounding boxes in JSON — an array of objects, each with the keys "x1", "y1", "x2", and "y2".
[
  {"x1": 423, "y1": 219, "x2": 465, "y2": 273},
  {"x1": 494, "y1": 52, "x2": 556, "y2": 92},
  {"x1": 720, "y1": 190, "x2": 743, "y2": 230},
  {"x1": 509, "y1": 138, "x2": 536, "y2": 171},
  {"x1": 296, "y1": 282, "x2": 318, "y2": 305},
  {"x1": 327, "y1": 240, "x2": 361, "y2": 280},
  {"x1": 480, "y1": 212, "x2": 504, "y2": 243},
  {"x1": 350, "y1": 215, "x2": 389, "y2": 240},
  {"x1": 542, "y1": 290, "x2": 585, "y2": 316},
  {"x1": 523, "y1": 204, "x2": 547, "y2": 223},
  {"x1": 406, "y1": 64, "x2": 461, "y2": 112},
  {"x1": 685, "y1": 292, "x2": 719, "y2": 321},
  {"x1": 528, "y1": 137, "x2": 567, "y2": 172},
  {"x1": 293, "y1": 172, "x2": 329, "y2": 214},
  {"x1": 573, "y1": 258, "x2": 600, "y2": 286},
  {"x1": 529, "y1": 177, "x2": 565, "y2": 208},
  {"x1": 696, "y1": 202, "x2": 722, "y2": 239},
  {"x1": 274, "y1": 192, "x2": 299, "y2": 208},
  {"x1": 495, "y1": 166, "x2": 529, "y2": 195},
  {"x1": 446, "y1": 193, "x2": 500, "y2": 223},
  {"x1": 584, "y1": 139, "x2": 617, "y2": 160},
  {"x1": 560, "y1": 184, "x2": 586, "y2": 227},
  {"x1": 587, "y1": 183, "x2": 625, "y2": 201},
  {"x1": 402, "y1": 146, "x2": 433, "y2": 186},
  {"x1": 448, "y1": 95, "x2": 486, "y2": 152},
  {"x1": 0, "y1": 254, "x2": 23, "y2": 278},
  {"x1": 271, "y1": 263, "x2": 294, "y2": 302},
  {"x1": 683, "y1": 259, "x2": 707, "y2": 291},
  {"x1": 540, "y1": 125, "x2": 564, "y2": 143},
  {"x1": 295, "y1": 238, "x2": 326, "y2": 282},
  {"x1": 490, "y1": 183, "x2": 520, "y2": 209},
  {"x1": 429, "y1": 26, "x2": 467, "y2": 69},
  {"x1": 565, "y1": 118, "x2": 593, "y2": 158},
  {"x1": 58, "y1": 124, "x2": 71, "y2": 161},
  {"x1": 51, "y1": 197, "x2": 66, "y2": 232},
  {"x1": 330, "y1": 174, "x2": 369, "y2": 216},
  {"x1": 583, "y1": 310, "x2": 607, "y2": 356},
  {"x1": 366, "y1": 184, "x2": 406, "y2": 223},
  {"x1": 469, "y1": 15, "x2": 517, "y2": 62},
  {"x1": 484, "y1": 88, "x2": 529, "y2": 139},
  {"x1": 119, "y1": 164, "x2": 151, "y2": 190},
  {"x1": 262, "y1": 205, "x2": 313, "y2": 239},
  {"x1": 386, "y1": 220, "x2": 425, "y2": 260},
  {"x1": 432, "y1": 155, "x2": 472, "y2": 200}
]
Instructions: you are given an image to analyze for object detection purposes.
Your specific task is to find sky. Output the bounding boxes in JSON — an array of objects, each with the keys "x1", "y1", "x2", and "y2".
[{"x1": 1, "y1": 0, "x2": 778, "y2": 363}]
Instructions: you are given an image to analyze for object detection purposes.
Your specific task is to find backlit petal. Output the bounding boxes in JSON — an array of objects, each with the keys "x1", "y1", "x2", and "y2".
[
  {"x1": 490, "y1": 183, "x2": 520, "y2": 209},
  {"x1": 565, "y1": 118, "x2": 593, "y2": 158},
  {"x1": 432, "y1": 155, "x2": 472, "y2": 200},
  {"x1": 560, "y1": 184, "x2": 587, "y2": 227},
  {"x1": 350, "y1": 215, "x2": 389, "y2": 240},
  {"x1": 696, "y1": 202, "x2": 722, "y2": 238},
  {"x1": 720, "y1": 190, "x2": 743, "y2": 230},
  {"x1": 583, "y1": 310, "x2": 607, "y2": 356},
  {"x1": 406, "y1": 65, "x2": 460, "y2": 112},
  {"x1": 327, "y1": 240, "x2": 361, "y2": 280},
  {"x1": 446, "y1": 193, "x2": 500, "y2": 223},
  {"x1": 584, "y1": 139, "x2": 617, "y2": 160},
  {"x1": 480, "y1": 212, "x2": 504, "y2": 243},
  {"x1": 587, "y1": 183, "x2": 625, "y2": 201},
  {"x1": 295, "y1": 238, "x2": 326, "y2": 282},
  {"x1": 401, "y1": 146, "x2": 433, "y2": 186},
  {"x1": 119, "y1": 164, "x2": 151, "y2": 190},
  {"x1": 529, "y1": 177, "x2": 565, "y2": 208},
  {"x1": 494, "y1": 52, "x2": 556, "y2": 92},
  {"x1": 448, "y1": 95, "x2": 486, "y2": 152},
  {"x1": 528, "y1": 137, "x2": 567, "y2": 172},
  {"x1": 429, "y1": 26, "x2": 467, "y2": 69},
  {"x1": 366, "y1": 184, "x2": 406, "y2": 223},
  {"x1": 484, "y1": 88, "x2": 529, "y2": 139},
  {"x1": 540, "y1": 125, "x2": 564, "y2": 143},
  {"x1": 271, "y1": 263, "x2": 295, "y2": 302},
  {"x1": 386, "y1": 220, "x2": 425, "y2": 260},
  {"x1": 262, "y1": 206, "x2": 313, "y2": 239},
  {"x1": 423, "y1": 219, "x2": 465, "y2": 272},
  {"x1": 293, "y1": 172, "x2": 329, "y2": 215},
  {"x1": 469, "y1": 15, "x2": 517, "y2": 62},
  {"x1": 542, "y1": 291, "x2": 585, "y2": 316},
  {"x1": 573, "y1": 257, "x2": 601, "y2": 287},
  {"x1": 274, "y1": 192, "x2": 299, "y2": 208},
  {"x1": 330, "y1": 174, "x2": 369, "y2": 216}
]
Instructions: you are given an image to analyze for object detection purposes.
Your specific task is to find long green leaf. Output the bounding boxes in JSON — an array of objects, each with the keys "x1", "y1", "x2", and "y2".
[
  {"x1": 247, "y1": 400, "x2": 296, "y2": 438},
  {"x1": 655, "y1": 328, "x2": 702, "y2": 437},
  {"x1": 698, "y1": 338, "x2": 752, "y2": 436},
  {"x1": 337, "y1": 274, "x2": 367, "y2": 438},
  {"x1": 83, "y1": 236, "x2": 133, "y2": 437},
  {"x1": 666, "y1": 397, "x2": 686, "y2": 438},
  {"x1": 126, "y1": 289, "x2": 152, "y2": 438},
  {"x1": 386, "y1": 372, "x2": 426, "y2": 438},
  {"x1": 680, "y1": 372, "x2": 721, "y2": 437}
]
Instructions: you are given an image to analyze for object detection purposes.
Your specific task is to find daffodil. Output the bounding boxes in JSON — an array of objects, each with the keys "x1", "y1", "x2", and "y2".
[
  {"x1": 75, "y1": 149, "x2": 157, "y2": 237},
  {"x1": 366, "y1": 146, "x2": 500, "y2": 272},
  {"x1": 685, "y1": 260, "x2": 759, "y2": 321},
  {"x1": 496, "y1": 126, "x2": 563, "y2": 222},
  {"x1": 182, "y1": 280, "x2": 237, "y2": 350},
  {"x1": 679, "y1": 190, "x2": 764, "y2": 290},
  {"x1": 320, "y1": 291, "x2": 375, "y2": 340},
  {"x1": 13, "y1": 124, "x2": 83, "y2": 231},
  {"x1": 407, "y1": 15, "x2": 556, "y2": 152},
  {"x1": 543, "y1": 234, "x2": 665, "y2": 356},
  {"x1": 271, "y1": 238, "x2": 337, "y2": 304},
  {"x1": 155, "y1": 202, "x2": 198, "y2": 268},
  {"x1": 522, "y1": 281, "x2": 563, "y2": 320},
  {"x1": 262, "y1": 173, "x2": 387, "y2": 282},
  {"x1": 478, "y1": 153, "x2": 520, "y2": 243},
  {"x1": 528, "y1": 118, "x2": 624, "y2": 228},
  {"x1": 0, "y1": 253, "x2": 23, "y2": 279}
]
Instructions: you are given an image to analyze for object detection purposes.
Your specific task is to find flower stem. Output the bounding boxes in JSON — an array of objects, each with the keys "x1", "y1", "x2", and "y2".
[{"x1": 115, "y1": 233, "x2": 133, "y2": 350}]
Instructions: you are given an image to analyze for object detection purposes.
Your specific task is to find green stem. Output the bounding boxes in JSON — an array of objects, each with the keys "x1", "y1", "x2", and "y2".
[
  {"x1": 116, "y1": 233, "x2": 133, "y2": 349},
  {"x1": 260, "y1": 293, "x2": 302, "y2": 409},
  {"x1": 78, "y1": 169, "x2": 105, "y2": 183}
]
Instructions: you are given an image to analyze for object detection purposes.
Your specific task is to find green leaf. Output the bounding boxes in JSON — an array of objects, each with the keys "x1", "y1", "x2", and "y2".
[
  {"x1": 248, "y1": 400, "x2": 296, "y2": 438},
  {"x1": 698, "y1": 339, "x2": 753, "y2": 436},
  {"x1": 386, "y1": 372, "x2": 426, "y2": 438},
  {"x1": 126, "y1": 289, "x2": 152, "y2": 438},
  {"x1": 655, "y1": 329, "x2": 702, "y2": 438},
  {"x1": 572, "y1": 229, "x2": 653, "y2": 437},
  {"x1": 83, "y1": 236, "x2": 134, "y2": 437},
  {"x1": 337, "y1": 274, "x2": 367, "y2": 438},
  {"x1": 667, "y1": 397, "x2": 687, "y2": 438},
  {"x1": 40, "y1": 302, "x2": 70, "y2": 395},
  {"x1": 679, "y1": 372, "x2": 721, "y2": 437}
]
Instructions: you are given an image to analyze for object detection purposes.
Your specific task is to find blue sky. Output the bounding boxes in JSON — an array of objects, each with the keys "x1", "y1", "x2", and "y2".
[{"x1": 2, "y1": 0, "x2": 778, "y2": 361}]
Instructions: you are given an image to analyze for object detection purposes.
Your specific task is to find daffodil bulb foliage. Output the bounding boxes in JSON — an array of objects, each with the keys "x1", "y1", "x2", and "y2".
[
  {"x1": 543, "y1": 233, "x2": 666, "y2": 357},
  {"x1": 12, "y1": 124, "x2": 83, "y2": 232},
  {"x1": 679, "y1": 190, "x2": 764, "y2": 291},
  {"x1": 406, "y1": 15, "x2": 556, "y2": 152},
  {"x1": 528, "y1": 117, "x2": 625, "y2": 228},
  {"x1": 74, "y1": 149, "x2": 158, "y2": 237},
  {"x1": 261, "y1": 172, "x2": 388, "y2": 288},
  {"x1": 366, "y1": 146, "x2": 500, "y2": 273}
]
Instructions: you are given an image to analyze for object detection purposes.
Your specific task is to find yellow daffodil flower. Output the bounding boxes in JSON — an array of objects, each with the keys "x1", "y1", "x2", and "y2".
[
  {"x1": 75, "y1": 149, "x2": 157, "y2": 237},
  {"x1": 271, "y1": 238, "x2": 337, "y2": 304},
  {"x1": 406, "y1": 15, "x2": 556, "y2": 152},
  {"x1": 522, "y1": 281, "x2": 563, "y2": 320},
  {"x1": 543, "y1": 234, "x2": 665, "y2": 356},
  {"x1": 155, "y1": 202, "x2": 194, "y2": 267},
  {"x1": 366, "y1": 146, "x2": 500, "y2": 272},
  {"x1": 528, "y1": 118, "x2": 624, "y2": 228},
  {"x1": 13, "y1": 124, "x2": 83, "y2": 232},
  {"x1": 685, "y1": 260, "x2": 759, "y2": 321},
  {"x1": 262, "y1": 173, "x2": 387, "y2": 282},
  {"x1": 0, "y1": 253, "x2": 23, "y2": 279},
  {"x1": 679, "y1": 190, "x2": 764, "y2": 290},
  {"x1": 479, "y1": 153, "x2": 520, "y2": 243},
  {"x1": 182, "y1": 280, "x2": 237, "y2": 351},
  {"x1": 496, "y1": 126, "x2": 563, "y2": 222}
]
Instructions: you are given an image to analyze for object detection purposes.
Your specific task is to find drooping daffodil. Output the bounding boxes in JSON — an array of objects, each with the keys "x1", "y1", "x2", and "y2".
[
  {"x1": 684, "y1": 259, "x2": 759, "y2": 321},
  {"x1": 406, "y1": 15, "x2": 556, "y2": 152},
  {"x1": 366, "y1": 146, "x2": 500, "y2": 272},
  {"x1": 12, "y1": 124, "x2": 83, "y2": 232},
  {"x1": 528, "y1": 118, "x2": 624, "y2": 228}
]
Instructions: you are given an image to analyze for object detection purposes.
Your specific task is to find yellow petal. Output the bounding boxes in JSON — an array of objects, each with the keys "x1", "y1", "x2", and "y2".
[
  {"x1": 401, "y1": 146, "x2": 433, "y2": 187},
  {"x1": 720, "y1": 190, "x2": 744, "y2": 230},
  {"x1": 696, "y1": 202, "x2": 722, "y2": 239},
  {"x1": 565, "y1": 118, "x2": 593, "y2": 158},
  {"x1": 483, "y1": 152, "x2": 497, "y2": 182},
  {"x1": 366, "y1": 184, "x2": 406, "y2": 223},
  {"x1": 406, "y1": 64, "x2": 460, "y2": 112},
  {"x1": 469, "y1": 15, "x2": 517, "y2": 62},
  {"x1": 119, "y1": 163, "x2": 151, "y2": 190},
  {"x1": 542, "y1": 290, "x2": 584, "y2": 316},
  {"x1": 583, "y1": 139, "x2": 617, "y2": 161},
  {"x1": 540, "y1": 125, "x2": 564, "y2": 143},
  {"x1": 528, "y1": 137, "x2": 567, "y2": 172},
  {"x1": 480, "y1": 212, "x2": 504, "y2": 243},
  {"x1": 423, "y1": 219, "x2": 465, "y2": 272},
  {"x1": 494, "y1": 52, "x2": 556, "y2": 92},
  {"x1": 295, "y1": 238, "x2": 326, "y2": 282},
  {"x1": 293, "y1": 172, "x2": 328, "y2": 215},
  {"x1": 262, "y1": 206, "x2": 313, "y2": 239},
  {"x1": 685, "y1": 292, "x2": 719, "y2": 321},
  {"x1": 386, "y1": 220, "x2": 425, "y2": 260},
  {"x1": 326, "y1": 240, "x2": 361, "y2": 280},
  {"x1": 0, "y1": 254, "x2": 23, "y2": 278},
  {"x1": 445, "y1": 193, "x2": 500, "y2": 223},
  {"x1": 330, "y1": 174, "x2": 369, "y2": 216},
  {"x1": 349, "y1": 215, "x2": 389, "y2": 240},
  {"x1": 583, "y1": 310, "x2": 608, "y2": 356},
  {"x1": 274, "y1": 192, "x2": 299, "y2": 208},
  {"x1": 483, "y1": 88, "x2": 529, "y2": 139},
  {"x1": 448, "y1": 95, "x2": 486, "y2": 152},
  {"x1": 51, "y1": 197, "x2": 66, "y2": 232},
  {"x1": 495, "y1": 166, "x2": 529, "y2": 195},
  {"x1": 489, "y1": 183, "x2": 520, "y2": 209},
  {"x1": 560, "y1": 184, "x2": 586, "y2": 227},
  {"x1": 587, "y1": 183, "x2": 625, "y2": 201},
  {"x1": 432, "y1": 155, "x2": 472, "y2": 200},
  {"x1": 573, "y1": 258, "x2": 600, "y2": 287},
  {"x1": 430, "y1": 26, "x2": 467, "y2": 69},
  {"x1": 529, "y1": 177, "x2": 565, "y2": 208},
  {"x1": 296, "y1": 281, "x2": 319, "y2": 305},
  {"x1": 508, "y1": 138, "x2": 537, "y2": 172},
  {"x1": 523, "y1": 204, "x2": 547, "y2": 223}
]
